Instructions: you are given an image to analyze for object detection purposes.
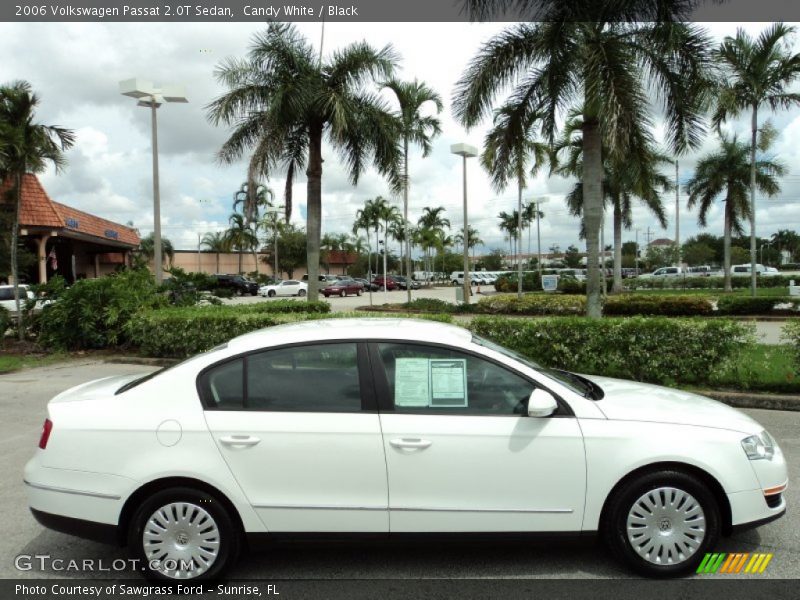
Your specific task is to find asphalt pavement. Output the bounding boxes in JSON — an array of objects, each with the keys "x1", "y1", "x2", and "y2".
[{"x1": 1, "y1": 361, "x2": 797, "y2": 583}]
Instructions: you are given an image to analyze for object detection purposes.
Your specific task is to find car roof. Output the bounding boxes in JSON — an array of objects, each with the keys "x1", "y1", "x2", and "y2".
[{"x1": 227, "y1": 318, "x2": 472, "y2": 352}]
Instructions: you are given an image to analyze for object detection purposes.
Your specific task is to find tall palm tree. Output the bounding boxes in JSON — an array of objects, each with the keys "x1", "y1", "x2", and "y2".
[
  {"x1": 771, "y1": 229, "x2": 800, "y2": 263},
  {"x1": 521, "y1": 200, "x2": 544, "y2": 268},
  {"x1": 383, "y1": 78, "x2": 443, "y2": 301},
  {"x1": 207, "y1": 23, "x2": 402, "y2": 301},
  {"x1": 552, "y1": 111, "x2": 673, "y2": 293},
  {"x1": 456, "y1": 225, "x2": 483, "y2": 262},
  {"x1": 713, "y1": 23, "x2": 800, "y2": 296},
  {"x1": 139, "y1": 233, "x2": 175, "y2": 269},
  {"x1": 686, "y1": 134, "x2": 784, "y2": 292},
  {"x1": 232, "y1": 180, "x2": 274, "y2": 230},
  {"x1": 225, "y1": 212, "x2": 258, "y2": 274},
  {"x1": 376, "y1": 199, "x2": 401, "y2": 279},
  {"x1": 417, "y1": 206, "x2": 450, "y2": 278},
  {"x1": 0, "y1": 81, "x2": 75, "y2": 338},
  {"x1": 481, "y1": 103, "x2": 548, "y2": 297},
  {"x1": 201, "y1": 231, "x2": 230, "y2": 274},
  {"x1": 453, "y1": 2, "x2": 712, "y2": 317},
  {"x1": 497, "y1": 210, "x2": 520, "y2": 262}
]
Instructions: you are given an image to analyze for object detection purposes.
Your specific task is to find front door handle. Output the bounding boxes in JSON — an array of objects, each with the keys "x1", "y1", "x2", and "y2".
[
  {"x1": 390, "y1": 438, "x2": 432, "y2": 449},
  {"x1": 219, "y1": 435, "x2": 261, "y2": 447}
]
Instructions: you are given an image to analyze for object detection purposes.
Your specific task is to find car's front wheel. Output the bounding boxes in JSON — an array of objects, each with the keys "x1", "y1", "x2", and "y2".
[
  {"x1": 298, "y1": 289, "x2": 307, "y2": 297},
  {"x1": 267, "y1": 290, "x2": 276, "y2": 298},
  {"x1": 603, "y1": 470, "x2": 720, "y2": 577},
  {"x1": 128, "y1": 487, "x2": 240, "y2": 581}
]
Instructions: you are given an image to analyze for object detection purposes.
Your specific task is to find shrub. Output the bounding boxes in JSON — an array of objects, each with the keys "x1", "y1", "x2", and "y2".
[
  {"x1": 557, "y1": 277, "x2": 585, "y2": 294},
  {"x1": 494, "y1": 272, "x2": 541, "y2": 293},
  {"x1": 403, "y1": 298, "x2": 458, "y2": 313},
  {"x1": 468, "y1": 316, "x2": 753, "y2": 386},
  {"x1": 476, "y1": 294, "x2": 586, "y2": 315},
  {"x1": 784, "y1": 320, "x2": 800, "y2": 371},
  {"x1": 716, "y1": 296, "x2": 799, "y2": 315},
  {"x1": 0, "y1": 306, "x2": 9, "y2": 341},
  {"x1": 625, "y1": 274, "x2": 793, "y2": 290},
  {"x1": 36, "y1": 268, "x2": 167, "y2": 350},
  {"x1": 604, "y1": 294, "x2": 713, "y2": 316},
  {"x1": 242, "y1": 299, "x2": 330, "y2": 314},
  {"x1": 128, "y1": 308, "x2": 451, "y2": 358}
]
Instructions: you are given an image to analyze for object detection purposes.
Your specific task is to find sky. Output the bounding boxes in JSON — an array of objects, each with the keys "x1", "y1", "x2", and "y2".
[{"x1": 1, "y1": 20, "x2": 799, "y2": 257}]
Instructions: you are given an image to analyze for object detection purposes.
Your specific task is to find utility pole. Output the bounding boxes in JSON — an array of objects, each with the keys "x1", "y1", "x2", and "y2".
[{"x1": 675, "y1": 160, "x2": 680, "y2": 266}]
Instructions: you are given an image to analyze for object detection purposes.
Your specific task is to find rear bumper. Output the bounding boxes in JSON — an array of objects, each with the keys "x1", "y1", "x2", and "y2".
[{"x1": 30, "y1": 508, "x2": 119, "y2": 545}]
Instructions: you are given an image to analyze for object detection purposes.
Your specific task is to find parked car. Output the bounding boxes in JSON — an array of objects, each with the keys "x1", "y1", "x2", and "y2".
[
  {"x1": 0, "y1": 284, "x2": 35, "y2": 315},
  {"x1": 321, "y1": 278, "x2": 363, "y2": 298},
  {"x1": 450, "y1": 271, "x2": 478, "y2": 286},
  {"x1": 353, "y1": 278, "x2": 379, "y2": 292},
  {"x1": 640, "y1": 266, "x2": 684, "y2": 279},
  {"x1": 393, "y1": 276, "x2": 420, "y2": 290},
  {"x1": 372, "y1": 275, "x2": 399, "y2": 291},
  {"x1": 25, "y1": 318, "x2": 787, "y2": 581},
  {"x1": 302, "y1": 274, "x2": 339, "y2": 283},
  {"x1": 732, "y1": 264, "x2": 781, "y2": 277},
  {"x1": 258, "y1": 280, "x2": 308, "y2": 297},
  {"x1": 687, "y1": 266, "x2": 714, "y2": 277},
  {"x1": 214, "y1": 274, "x2": 258, "y2": 296}
]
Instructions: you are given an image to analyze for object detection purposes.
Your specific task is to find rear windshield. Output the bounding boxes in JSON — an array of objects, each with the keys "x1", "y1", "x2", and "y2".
[{"x1": 115, "y1": 343, "x2": 229, "y2": 394}]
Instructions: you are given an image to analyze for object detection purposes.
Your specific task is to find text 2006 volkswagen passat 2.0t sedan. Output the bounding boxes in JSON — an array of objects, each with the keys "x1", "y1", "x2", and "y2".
[{"x1": 25, "y1": 319, "x2": 787, "y2": 580}]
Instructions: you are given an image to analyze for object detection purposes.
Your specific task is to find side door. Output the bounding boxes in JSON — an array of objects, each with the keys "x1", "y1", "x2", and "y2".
[
  {"x1": 370, "y1": 341, "x2": 586, "y2": 533},
  {"x1": 279, "y1": 281, "x2": 297, "y2": 296},
  {"x1": 202, "y1": 341, "x2": 389, "y2": 532}
]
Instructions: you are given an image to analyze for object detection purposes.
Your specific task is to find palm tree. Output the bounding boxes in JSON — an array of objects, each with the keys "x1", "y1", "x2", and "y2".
[
  {"x1": 201, "y1": 231, "x2": 230, "y2": 274},
  {"x1": 207, "y1": 23, "x2": 402, "y2": 301},
  {"x1": 453, "y1": 2, "x2": 712, "y2": 317},
  {"x1": 233, "y1": 182, "x2": 273, "y2": 275},
  {"x1": 383, "y1": 78, "x2": 443, "y2": 302},
  {"x1": 686, "y1": 134, "x2": 784, "y2": 292},
  {"x1": 435, "y1": 231, "x2": 454, "y2": 275},
  {"x1": 481, "y1": 103, "x2": 548, "y2": 297},
  {"x1": 456, "y1": 225, "x2": 483, "y2": 262},
  {"x1": 713, "y1": 23, "x2": 800, "y2": 296},
  {"x1": 771, "y1": 229, "x2": 800, "y2": 263},
  {"x1": 417, "y1": 206, "x2": 450, "y2": 278},
  {"x1": 0, "y1": 81, "x2": 75, "y2": 338},
  {"x1": 521, "y1": 200, "x2": 544, "y2": 268},
  {"x1": 320, "y1": 232, "x2": 341, "y2": 274},
  {"x1": 497, "y1": 210, "x2": 520, "y2": 262},
  {"x1": 552, "y1": 111, "x2": 673, "y2": 293},
  {"x1": 139, "y1": 233, "x2": 175, "y2": 269},
  {"x1": 376, "y1": 199, "x2": 401, "y2": 279},
  {"x1": 225, "y1": 213, "x2": 258, "y2": 274}
]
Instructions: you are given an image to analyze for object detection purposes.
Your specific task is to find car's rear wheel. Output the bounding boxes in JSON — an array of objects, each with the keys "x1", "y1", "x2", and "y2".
[
  {"x1": 603, "y1": 470, "x2": 720, "y2": 577},
  {"x1": 128, "y1": 487, "x2": 240, "y2": 581},
  {"x1": 267, "y1": 290, "x2": 276, "y2": 298},
  {"x1": 298, "y1": 289, "x2": 307, "y2": 297},
  {"x1": 357, "y1": 289, "x2": 362, "y2": 296},
  {"x1": 340, "y1": 290, "x2": 346, "y2": 297}
]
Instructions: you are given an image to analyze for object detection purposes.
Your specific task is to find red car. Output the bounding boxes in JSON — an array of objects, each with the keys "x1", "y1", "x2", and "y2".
[
  {"x1": 371, "y1": 275, "x2": 399, "y2": 291},
  {"x1": 321, "y1": 278, "x2": 364, "y2": 297}
]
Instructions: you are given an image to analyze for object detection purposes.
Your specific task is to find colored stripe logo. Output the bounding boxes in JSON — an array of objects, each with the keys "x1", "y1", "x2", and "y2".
[{"x1": 697, "y1": 552, "x2": 773, "y2": 574}]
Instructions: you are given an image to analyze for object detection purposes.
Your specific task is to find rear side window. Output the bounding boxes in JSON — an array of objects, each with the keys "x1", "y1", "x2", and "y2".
[{"x1": 198, "y1": 343, "x2": 361, "y2": 412}]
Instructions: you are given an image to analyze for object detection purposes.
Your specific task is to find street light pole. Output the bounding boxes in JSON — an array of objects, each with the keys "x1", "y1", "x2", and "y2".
[
  {"x1": 119, "y1": 79, "x2": 188, "y2": 285},
  {"x1": 451, "y1": 143, "x2": 478, "y2": 305}
]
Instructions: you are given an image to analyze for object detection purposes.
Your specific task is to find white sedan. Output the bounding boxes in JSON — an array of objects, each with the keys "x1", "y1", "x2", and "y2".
[
  {"x1": 25, "y1": 319, "x2": 787, "y2": 581},
  {"x1": 258, "y1": 280, "x2": 307, "y2": 297}
]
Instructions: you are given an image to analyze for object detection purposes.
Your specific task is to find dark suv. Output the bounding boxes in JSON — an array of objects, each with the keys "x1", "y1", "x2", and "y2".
[{"x1": 214, "y1": 274, "x2": 259, "y2": 296}]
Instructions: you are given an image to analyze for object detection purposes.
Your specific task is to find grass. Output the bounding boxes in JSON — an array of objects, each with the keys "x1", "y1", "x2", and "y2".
[
  {"x1": 0, "y1": 350, "x2": 71, "y2": 374},
  {"x1": 709, "y1": 344, "x2": 799, "y2": 394}
]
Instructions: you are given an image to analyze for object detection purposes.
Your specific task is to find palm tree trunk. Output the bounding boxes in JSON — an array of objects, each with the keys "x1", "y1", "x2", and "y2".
[
  {"x1": 403, "y1": 139, "x2": 412, "y2": 304},
  {"x1": 583, "y1": 117, "x2": 604, "y2": 318},
  {"x1": 749, "y1": 103, "x2": 758, "y2": 297},
  {"x1": 517, "y1": 177, "x2": 523, "y2": 299},
  {"x1": 306, "y1": 123, "x2": 323, "y2": 302},
  {"x1": 723, "y1": 198, "x2": 733, "y2": 293},
  {"x1": 612, "y1": 201, "x2": 623, "y2": 294},
  {"x1": 11, "y1": 172, "x2": 24, "y2": 340}
]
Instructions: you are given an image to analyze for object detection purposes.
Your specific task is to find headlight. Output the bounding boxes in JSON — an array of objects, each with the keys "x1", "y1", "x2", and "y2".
[{"x1": 741, "y1": 431, "x2": 775, "y2": 460}]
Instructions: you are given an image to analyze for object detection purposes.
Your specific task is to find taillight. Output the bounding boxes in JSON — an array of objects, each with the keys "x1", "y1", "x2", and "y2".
[{"x1": 38, "y1": 419, "x2": 52, "y2": 449}]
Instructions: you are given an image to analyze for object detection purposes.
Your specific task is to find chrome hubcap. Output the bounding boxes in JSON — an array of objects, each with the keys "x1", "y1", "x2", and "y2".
[
  {"x1": 626, "y1": 487, "x2": 706, "y2": 565},
  {"x1": 143, "y1": 502, "x2": 220, "y2": 579}
]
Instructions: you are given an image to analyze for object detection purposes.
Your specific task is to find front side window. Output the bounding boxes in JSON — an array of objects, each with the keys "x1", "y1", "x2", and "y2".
[{"x1": 375, "y1": 343, "x2": 535, "y2": 415}]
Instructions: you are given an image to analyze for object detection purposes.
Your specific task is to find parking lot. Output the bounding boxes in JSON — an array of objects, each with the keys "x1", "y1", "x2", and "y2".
[{"x1": 2, "y1": 361, "x2": 797, "y2": 580}]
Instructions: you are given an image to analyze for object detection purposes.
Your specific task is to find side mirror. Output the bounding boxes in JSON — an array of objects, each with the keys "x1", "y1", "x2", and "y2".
[{"x1": 527, "y1": 388, "x2": 557, "y2": 418}]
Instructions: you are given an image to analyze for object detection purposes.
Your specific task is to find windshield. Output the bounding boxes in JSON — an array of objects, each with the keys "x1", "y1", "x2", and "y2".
[
  {"x1": 115, "y1": 343, "x2": 229, "y2": 394},
  {"x1": 472, "y1": 334, "x2": 603, "y2": 399}
]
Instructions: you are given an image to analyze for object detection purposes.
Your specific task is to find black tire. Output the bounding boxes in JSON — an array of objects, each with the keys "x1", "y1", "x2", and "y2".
[
  {"x1": 298, "y1": 289, "x2": 307, "y2": 297},
  {"x1": 267, "y1": 290, "x2": 276, "y2": 298},
  {"x1": 602, "y1": 470, "x2": 721, "y2": 578},
  {"x1": 128, "y1": 486, "x2": 240, "y2": 582}
]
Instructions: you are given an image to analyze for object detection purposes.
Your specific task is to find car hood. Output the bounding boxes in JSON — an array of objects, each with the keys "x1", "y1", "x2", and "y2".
[
  {"x1": 50, "y1": 374, "x2": 144, "y2": 403},
  {"x1": 585, "y1": 375, "x2": 762, "y2": 434}
]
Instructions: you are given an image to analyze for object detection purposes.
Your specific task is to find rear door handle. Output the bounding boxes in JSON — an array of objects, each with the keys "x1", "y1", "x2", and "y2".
[
  {"x1": 219, "y1": 435, "x2": 261, "y2": 447},
  {"x1": 389, "y1": 438, "x2": 432, "y2": 449}
]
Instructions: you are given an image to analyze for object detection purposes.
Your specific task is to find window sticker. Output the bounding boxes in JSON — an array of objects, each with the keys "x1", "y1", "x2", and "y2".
[
  {"x1": 394, "y1": 358, "x2": 431, "y2": 406},
  {"x1": 430, "y1": 359, "x2": 468, "y2": 407}
]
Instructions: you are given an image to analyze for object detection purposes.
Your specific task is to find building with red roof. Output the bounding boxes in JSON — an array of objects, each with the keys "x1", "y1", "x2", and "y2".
[{"x1": 2, "y1": 174, "x2": 140, "y2": 284}]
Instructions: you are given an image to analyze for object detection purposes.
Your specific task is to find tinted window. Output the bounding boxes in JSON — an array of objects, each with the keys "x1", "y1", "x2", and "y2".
[
  {"x1": 376, "y1": 343, "x2": 535, "y2": 415},
  {"x1": 199, "y1": 359, "x2": 244, "y2": 409},
  {"x1": 246, "y1": 343, "x2": 361, "y2": 412}
]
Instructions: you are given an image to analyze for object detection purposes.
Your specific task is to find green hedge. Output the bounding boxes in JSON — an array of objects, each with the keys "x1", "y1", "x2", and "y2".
[
  {"x1": 716, "y1": 296, "x2": 799, "y2": 315},
  {"x1": 476, "y1": 294, "x2": 586, "y2": 315},
  {"x1": 625, "y1": 275, "x2": 793, "y2": 290},
  {"x1": 604, "y1": 294, "x2": 713, "y2": 316},
  {"x1": 783, "y1": 320, "x2": 800, "y2": 371},
  {"x1": 128, "y1": 309, "x2": 452, "y2": 358},
  {"x1": 468, "y1": 316, "x2": 753, "y2": 386},
  {"x1": 0, "y1": 306, "x2": 9, "y2": 339}
]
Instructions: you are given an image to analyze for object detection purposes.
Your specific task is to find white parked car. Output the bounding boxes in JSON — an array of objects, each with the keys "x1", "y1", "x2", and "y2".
[
  {"x1": 25, "y1": 319, "x2": 787, "y2": 581},
  {"x1": 0, "y1": 284, "x2": 35, "y2": 315},
  {"x1": 258, "y1": 280, "x2": 308, "y2": 297},
  {"x1": 732, "y1": 264, "x2": 781, "y2": 277},
  {"x1": 641, "y1": 267, "x2": 684, "y2": 278}
]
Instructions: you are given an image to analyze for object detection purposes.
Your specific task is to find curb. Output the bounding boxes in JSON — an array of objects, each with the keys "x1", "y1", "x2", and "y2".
[
  {"x1": 104, "y1": 356, "x2": 178, "y2": 367},
  {"x1": 695, "y1": 390, "x2": 800, "y2": 412}
]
